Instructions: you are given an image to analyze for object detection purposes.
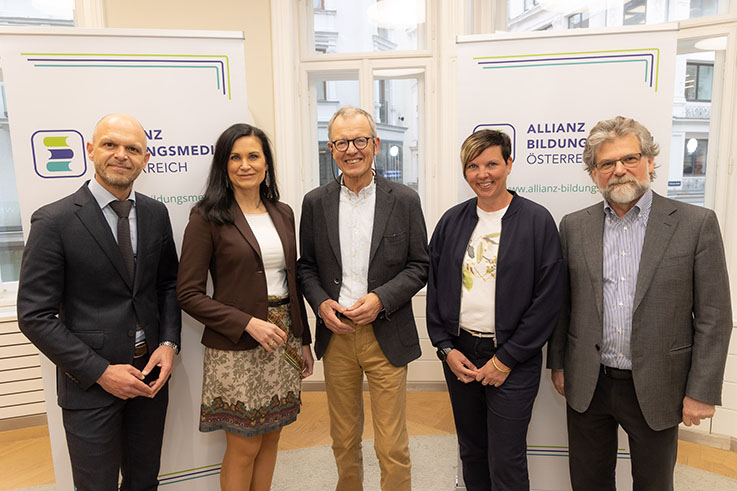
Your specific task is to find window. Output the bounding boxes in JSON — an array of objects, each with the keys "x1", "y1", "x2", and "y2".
[
  {"x1": 309, "y1": 0, "x2": 426, "y2": 54},
  {"x1": 0, "y1": 1, "x2": 75, "y2": 287},
  {"x1": 683, "y1": 138, "x2": 708, "y2": 176},
  {"x1": 623, "y1": 0, "x2": 647, "y2": 25},
  {"x1": 685, "y1": 62, "x2": 714, "y2": 101},
  {"x1": 567, "y1": 13, "x2": 589, "y2": 29}
]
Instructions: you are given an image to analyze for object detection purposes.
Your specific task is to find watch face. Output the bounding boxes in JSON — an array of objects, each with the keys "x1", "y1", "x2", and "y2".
[{"x1": 436, "y1": 348, "x2": 449, "y2": 361}]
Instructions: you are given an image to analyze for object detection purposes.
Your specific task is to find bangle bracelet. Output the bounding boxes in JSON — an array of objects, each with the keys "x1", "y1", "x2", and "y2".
[{"x1": 492, "y1": 356, "x2": 511, "y2": 373}]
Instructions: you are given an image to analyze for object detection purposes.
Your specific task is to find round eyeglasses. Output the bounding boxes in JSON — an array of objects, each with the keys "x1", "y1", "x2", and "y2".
[
  {"x1": 595, "y1": 152, "x2": 644, "y2": 173},
  {"x1": 330, "y1": 136, "x2": 374, "y2": 152}
]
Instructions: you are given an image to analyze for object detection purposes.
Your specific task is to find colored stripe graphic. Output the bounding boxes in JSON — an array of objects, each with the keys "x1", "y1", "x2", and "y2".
[
  {"x1": 158, "y1": 463, "x2": 222, "y2": 485},
  {"x1": 473, "y1": 48, "x2": 661, "y2": 91},
  {"x1": 22, "y1": 52, "x2": 232, "y2": 99},
  {"x1": 526, "y1": 445, "x2": 631, "y2": 460},
  {"x1": 48, "y1": 148, "x2": 74, "y2": 159}
]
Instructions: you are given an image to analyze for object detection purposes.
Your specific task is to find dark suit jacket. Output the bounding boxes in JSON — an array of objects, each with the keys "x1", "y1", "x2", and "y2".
[
  {"x1": 298, "y1": 174, "x2": 429, "y2": 367},
  {"x1": 17, "y1": 183, "x2": 181, "y2": 410},
  {"x1": 177, "y1": 200, "x2": 310, "y2": 349},
  {"x1": 548, "y1": 192, "x2": 732, "y2": 430}
]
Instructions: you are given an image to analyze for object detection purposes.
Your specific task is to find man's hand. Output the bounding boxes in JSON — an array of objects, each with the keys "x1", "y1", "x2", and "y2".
[
  {"x1": 245, "y1": 317, "x2": 288, "y2": 352},
  {"x1": 446, "y1": 349, "x2": 479, "y2": 384},
  {"x1": 476, "y1": 356, "x2": 511, "y2": 387},
  {"x1": 97, "y1": 364, "x2": 153, "y2": 399},
  {"x1": 318, "y1": 299, "x2": 354, "y2": 333},
  {"x1": 343, "y1": 292, "x2": 383, "y2": 325},
  {"x1": 551, "y1": 369, "x2": 565, "y2": 396},
  {"x1": 301, "y1": 345, "x2": 315, "y2": 378},
  {"x1": 142, "y1": 344, "x2": 176, "y2": 397},
  {"x1": 682, "y1": 396, "x2": 715, "y2": 426}
]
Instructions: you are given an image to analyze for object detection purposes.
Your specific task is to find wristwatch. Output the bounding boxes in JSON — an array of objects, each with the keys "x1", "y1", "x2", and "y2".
[
  {"x1": 159, "y1": 340, "x2": 180, "y2": 355},
  {"x1": 436, "y1": 347, "x2": 453, "y2": 362}
]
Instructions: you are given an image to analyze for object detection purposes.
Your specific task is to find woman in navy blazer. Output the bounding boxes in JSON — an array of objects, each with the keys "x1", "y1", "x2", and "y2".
[
  {"x1": 177, "y1": 123, "x2": 313, "y2": 491},
  {"x1": 427, "y1": 130, "x2": 563, "y2": 491}
]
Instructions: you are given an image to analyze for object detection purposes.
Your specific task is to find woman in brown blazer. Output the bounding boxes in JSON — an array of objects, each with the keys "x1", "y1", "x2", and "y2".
[{"x1": 177, "y1": 123, "x2": 313, "y2": 491}]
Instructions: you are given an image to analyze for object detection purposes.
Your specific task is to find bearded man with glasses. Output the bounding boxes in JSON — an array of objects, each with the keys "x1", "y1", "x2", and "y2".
[
  {"x1": 547, "y1": 116, "x2": 732, "y2": 490},
  {"x1": 298, "y1": 105, "x2": 428, "y2": 491}
]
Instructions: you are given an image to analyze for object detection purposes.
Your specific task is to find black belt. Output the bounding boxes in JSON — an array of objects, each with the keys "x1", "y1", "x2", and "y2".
[
  {"x1": 268, "y1": 297, "x2": 290, "y2": 307},
  {"x1": 601, "y1": 364, "x2": 632, "y2": 380}
]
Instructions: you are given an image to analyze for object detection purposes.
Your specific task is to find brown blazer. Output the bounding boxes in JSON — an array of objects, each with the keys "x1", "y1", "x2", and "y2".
[{"x1": 177, "y1": 200, "x2": 311, "y2": 350}]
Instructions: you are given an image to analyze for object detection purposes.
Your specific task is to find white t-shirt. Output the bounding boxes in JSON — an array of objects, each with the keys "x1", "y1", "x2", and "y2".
[
  {"x1": 244, "y1": 212, "x2": 288, "y2": 297},
  {"x1": 459, "y1": 205, "x2": 508, "y2": 334}
]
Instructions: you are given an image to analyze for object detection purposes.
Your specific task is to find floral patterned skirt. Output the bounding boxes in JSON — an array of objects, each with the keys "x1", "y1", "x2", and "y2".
[{"x1": 199, "y1": 299, "x2": 304, "y2": 437}]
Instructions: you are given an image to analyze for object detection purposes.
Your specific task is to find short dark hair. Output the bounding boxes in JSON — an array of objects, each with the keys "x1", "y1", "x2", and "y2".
[
  {"x1": 460, "y1": 130, "x2": 512, "y2": 175},
  {"x1": 195, "y1": 123, "x2": 279, "y2": 224}
]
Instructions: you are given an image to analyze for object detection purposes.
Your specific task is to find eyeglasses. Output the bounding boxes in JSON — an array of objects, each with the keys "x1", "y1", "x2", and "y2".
[
  {"x1": 330, "y1": 136, "x2": 374, "y2": 152},
  {"x1": 595, "y1": 153, "x2": 644, "y2": 173}
]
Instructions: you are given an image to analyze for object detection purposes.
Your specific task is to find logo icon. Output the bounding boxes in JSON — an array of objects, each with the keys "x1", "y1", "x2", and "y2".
[{"x1": 31, "y1": 130, "x2": 87, "y2": 179}]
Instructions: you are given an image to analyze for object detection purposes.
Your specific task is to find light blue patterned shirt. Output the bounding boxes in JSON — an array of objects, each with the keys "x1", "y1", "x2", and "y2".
[
  {"x1": 88, "y1": 178, "x2": 138, "y2": 257},
  {"x1": 601, "y1": 188, "x2": 653, "y2": 370}
]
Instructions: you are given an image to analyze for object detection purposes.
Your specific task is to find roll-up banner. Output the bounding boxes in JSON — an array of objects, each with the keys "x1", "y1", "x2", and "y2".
[
  {"x1": 1, "y1": 27, "x2": 248, "y2": 489},
  {"x1": 457, "y1": 26, "x2": 677, "y2": 490}
]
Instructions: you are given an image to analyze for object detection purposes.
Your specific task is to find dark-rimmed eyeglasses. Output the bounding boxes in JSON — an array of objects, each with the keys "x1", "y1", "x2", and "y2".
[
  {"x1": 329, "y1": 136, "x2": 374, "y2": 152},
  {"x1": 595, "y1": 153, "x2": 644, "y2": 173}
]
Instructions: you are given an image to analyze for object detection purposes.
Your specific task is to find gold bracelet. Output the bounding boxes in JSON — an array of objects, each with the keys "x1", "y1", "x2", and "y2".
[{"x1": 491, "y1": 356, "x2": 511, "y2": 373}]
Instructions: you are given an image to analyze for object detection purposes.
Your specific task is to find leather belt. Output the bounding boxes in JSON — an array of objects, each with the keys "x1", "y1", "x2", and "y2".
[
  {"x1": 268, "y1": 296, "x2": 290, "y2": 307},
  {"x1": 600, "y1": 364, "x2": 632, "y2": 380}
]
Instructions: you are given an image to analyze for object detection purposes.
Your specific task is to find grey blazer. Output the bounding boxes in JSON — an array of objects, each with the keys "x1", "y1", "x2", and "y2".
[
  {"x1": 547, "y1": 192, "x2": 732, "y2": 430},
  {"x1": 17, "y1": 183, "x2": 181, "y2": 410},
  {"x1": 297, "y1": 174, "x2": 429, "y2": 367}
]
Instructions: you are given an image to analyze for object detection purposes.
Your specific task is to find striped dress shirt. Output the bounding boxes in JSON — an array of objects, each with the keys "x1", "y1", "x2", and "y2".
[{"x1": 601, "y1": 188, "x2": 653, "y2": 370}]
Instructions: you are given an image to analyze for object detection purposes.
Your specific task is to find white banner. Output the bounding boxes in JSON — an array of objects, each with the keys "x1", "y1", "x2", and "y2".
[
  {"x1": 1, "y1": 27, "x2": 249, "y2": 489},
  {"x1": 457, "y1": 26, "x2": 677, "y2": 490}
]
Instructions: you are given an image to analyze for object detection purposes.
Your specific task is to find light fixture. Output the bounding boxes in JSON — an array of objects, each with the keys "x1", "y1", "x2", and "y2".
[
  {"x1": 390, "y1": 145, "x2": 400, "y2": 157},
  {"x1": 367, "y1": 0, "x2": 426, "y2": 29},
  {"x1": 687, "y1": 138, "x2": 698, "y2": 154},
  {"x1": 695, "y1": 37, "x2": 728, "y2": 51}
]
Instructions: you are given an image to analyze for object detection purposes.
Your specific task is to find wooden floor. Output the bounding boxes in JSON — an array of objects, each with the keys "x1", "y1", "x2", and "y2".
[{"x1": 1, "y1": 392, "x2": 735, "y2": 490}]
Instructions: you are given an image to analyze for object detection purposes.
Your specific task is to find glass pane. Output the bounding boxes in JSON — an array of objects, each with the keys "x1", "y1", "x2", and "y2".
[
  {"x1": 0, "y1": 75, "x2": 24, "y2": 284},
  {"x1": 668, "y1": 44, "x2": 718, "y2": 207},
  {"x1": 312, "y1": 0, "x2": 425, "y2": 54},
  {"x1": 372, "y1": 70, "x2": 422, "y2": 191},
  {"x1": 697, "y1": 64, "x2": 713, "y2": 101},
  {"x1": 685, "y1": 64, "x2": 698, "y2": 100},
  {"x1": 0, "y1": 0, "x2": 75, "y2": 26},
  {"x1": 504, "y1": 0, "x2": 730, "y2": 32},
  {"x1": 313, "y1": 78, "x2": 360, "y2": 185}
]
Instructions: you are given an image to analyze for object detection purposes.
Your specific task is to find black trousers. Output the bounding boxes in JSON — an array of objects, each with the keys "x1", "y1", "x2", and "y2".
[
  {"x1": 61, "y1": 356, "x2": 169, "y2": 491},
  {"x1": 567, "y1": 368, "x2": 678, "y2": 491},
  {"x1": 443, "y1": 330, "x2": 542, "y2": 491}
]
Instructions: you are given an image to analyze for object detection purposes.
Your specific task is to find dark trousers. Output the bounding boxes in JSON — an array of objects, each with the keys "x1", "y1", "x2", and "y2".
[
  {"x1": 443, "y1": 331, "x2": 542, "y2": 491},
  {"x1": 62, "y1": 356, "x2": 169, "y2": 491},
  {"x1": 567, "y1": 368, "x2": 678, "y2": 491}
]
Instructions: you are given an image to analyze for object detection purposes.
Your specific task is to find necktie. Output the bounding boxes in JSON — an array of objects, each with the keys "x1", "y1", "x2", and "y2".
[{"x1": 109, "y1": 199, "x2": 135, "y2": 282}]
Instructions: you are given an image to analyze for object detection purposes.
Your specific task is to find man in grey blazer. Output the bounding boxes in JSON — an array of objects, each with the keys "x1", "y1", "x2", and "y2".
[
  {"x1": 547, "y1": 116, "x2": 732, "y2": 490},
  {"x1": 298, "y1": 106, "x2": 428, "y2": 491},
  {"x1": 17, "y1": 114, "x2": 181, "y2": 491}
]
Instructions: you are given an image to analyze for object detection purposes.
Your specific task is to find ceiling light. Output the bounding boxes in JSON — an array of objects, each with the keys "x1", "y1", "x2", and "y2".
[{"x1": 694, "y1": 37, "x2": 728, "y2": 51}]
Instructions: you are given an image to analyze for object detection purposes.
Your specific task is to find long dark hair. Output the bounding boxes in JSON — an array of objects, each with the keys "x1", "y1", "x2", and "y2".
[{"x1": 195, "y1": 123, "x2": 279, "y2": 224}]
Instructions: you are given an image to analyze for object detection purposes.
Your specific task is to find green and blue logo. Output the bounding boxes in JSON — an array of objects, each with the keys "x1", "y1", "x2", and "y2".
[{"x1": 31, "y1": 129, "x2": 87, "y2": 179}]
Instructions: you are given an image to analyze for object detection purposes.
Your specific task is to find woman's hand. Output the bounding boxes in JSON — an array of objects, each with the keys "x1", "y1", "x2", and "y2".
[
  {"x1": 301, "y1": 345, "x2": 315, "y2": 378},
  {"x1": 245, "y1": 317, "x2": 287, "y2": 352},
  {"x1": 446, "y1": 349, "x2": 479, "y2": 383},
  {"x1": 476, "y1": 356, "x2": 511, "y2": 387}
]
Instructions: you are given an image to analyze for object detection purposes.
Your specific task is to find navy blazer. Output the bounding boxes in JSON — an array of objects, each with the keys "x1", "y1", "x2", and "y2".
[
  {"x1": 427, "y1": 193, "x2": 564, "y2": 369},
  {"x1": 17, "y1": 183, "x2": 181, "y2": 410},
  {"x1": 298, "y1": 174, "x2": 429, "y2": 367}
]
